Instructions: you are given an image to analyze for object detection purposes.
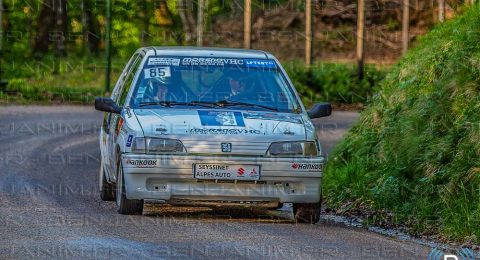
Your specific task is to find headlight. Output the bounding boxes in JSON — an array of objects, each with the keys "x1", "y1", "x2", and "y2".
[
  {"x1": 266, "y1": 141, "x2": 318, "y2": 156},
  {"x1": 131, "y1": 137, "x2": 186, "y2": 154}
]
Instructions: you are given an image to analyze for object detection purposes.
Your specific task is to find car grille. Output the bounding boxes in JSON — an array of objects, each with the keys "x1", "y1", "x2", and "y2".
[{"x1": 181, "y1": 140, "x2": 270, "y2": 155}]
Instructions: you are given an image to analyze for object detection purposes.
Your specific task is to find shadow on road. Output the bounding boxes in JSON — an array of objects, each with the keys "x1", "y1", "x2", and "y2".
[{"x1": 143, "y1": 204, "x2": 294, "y2": 224}]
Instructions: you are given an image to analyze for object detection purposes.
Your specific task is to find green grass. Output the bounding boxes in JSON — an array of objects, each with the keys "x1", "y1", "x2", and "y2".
[
  {"x1": 0, "y1": 56, "x2": 124, "y2": 104},
  {"x1": 0, "y1": 55, "x2": 385, "y2": 105},
  {"x1": 324, "y1": 4, "x2": 480, "y2": 244}
]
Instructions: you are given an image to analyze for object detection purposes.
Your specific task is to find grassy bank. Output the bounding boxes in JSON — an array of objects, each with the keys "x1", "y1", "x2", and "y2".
[
  {"x1": 0, "y1": 56, "x2": 124, "y2": 104},
  {"x1": 0, "y1": 56, "x2": 385, "y2": 105},
  {"x1": 324, "y1": 5, "x2": 480, "y2": 244}
]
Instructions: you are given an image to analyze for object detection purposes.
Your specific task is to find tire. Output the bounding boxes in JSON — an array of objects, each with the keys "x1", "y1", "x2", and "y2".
[
  {"x1": 293, "y1": 202, "x2": 321, "y2": 224},
  {"x1": 116, "y1": 162, "x2": 143, "y2": 215},
  {"x1": 99, "y1": 161, "x2": 116, "y2": 201}
]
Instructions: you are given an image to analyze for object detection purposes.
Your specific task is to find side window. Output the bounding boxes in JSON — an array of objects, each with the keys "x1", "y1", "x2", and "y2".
[
  {"x1": 118, "y1": 56, "x2": 142, "y2": 106},
  {"x1": 112, "y1": 53, "x2": 139, "y2": 102}
]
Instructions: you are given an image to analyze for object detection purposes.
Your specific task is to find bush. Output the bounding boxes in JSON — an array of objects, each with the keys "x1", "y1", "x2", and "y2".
[
  {"x1": 324, "y1": 5, "x2": 480, "y2": 243},
  {"x1": 284, "y1": 61, "x2": 386, "y2": 107}
]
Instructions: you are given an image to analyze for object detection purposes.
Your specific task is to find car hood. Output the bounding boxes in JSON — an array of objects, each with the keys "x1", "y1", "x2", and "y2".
[{"x1": 132, "y1": 108, "x2": 306, "y2": 155}]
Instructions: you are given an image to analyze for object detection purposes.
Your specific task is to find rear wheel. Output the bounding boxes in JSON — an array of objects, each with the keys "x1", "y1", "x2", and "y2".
[
  {"x1": 293, "y1": 202, "x2": 321, "y2": 224},
  {"x1": 99, "y1": 161, "x2": 115, "y2": 201},
  {"x1": 116, "y1": 162, "x2": 143, "y2": 215}
]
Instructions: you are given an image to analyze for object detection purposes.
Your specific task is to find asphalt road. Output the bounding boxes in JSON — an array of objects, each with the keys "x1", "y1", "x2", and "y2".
[{"x1": 0, "y1": 106, "x2": 430, "y2": 259}]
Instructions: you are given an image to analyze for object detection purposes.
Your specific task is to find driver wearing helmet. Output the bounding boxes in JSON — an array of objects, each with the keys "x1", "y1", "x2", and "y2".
[
  {"x1": 144, "y1": 77, "x2": 173, "y2": 102},
  {"x1": 226, "y1": 74, "x2": 254, "y2": 100}
]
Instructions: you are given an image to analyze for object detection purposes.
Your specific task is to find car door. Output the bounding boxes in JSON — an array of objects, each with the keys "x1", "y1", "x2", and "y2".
[{"x1": 102, "y1": 53, "x2": 141, "y2": 180}]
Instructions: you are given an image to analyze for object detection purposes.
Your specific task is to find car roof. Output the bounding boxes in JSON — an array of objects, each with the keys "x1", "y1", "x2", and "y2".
[{"x1": 139, "y1": 46, "x2": 275, "y2": 59}]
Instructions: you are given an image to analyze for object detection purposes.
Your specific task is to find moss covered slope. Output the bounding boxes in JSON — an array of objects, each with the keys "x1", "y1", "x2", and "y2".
[{"x1": 324, "y1": 5, "x2": 480, "y2": 243}]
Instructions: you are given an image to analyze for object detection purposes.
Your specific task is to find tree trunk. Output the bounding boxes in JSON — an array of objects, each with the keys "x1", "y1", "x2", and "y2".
[
  {"x1": 402, "y1": 0, "x2": 409, "y2": 54},
  {"x1": 84, "y1": 0, "x2": 100, "y2": 54},
  {"x1": 1, "y1": 0, "x2": 8, "y2": 33},
  {"x1": 356, "y1": 0, "x2": 365, "y2": 80},
  {"x1": 197, "y1": 0, "x2": 204, "y2": 46},
  {"x1": 305, "y1": 0, "x2": 313, "y2": 66},
  {"x1": 141, "y1": 0, "x2": 149, "y2": 46},
  {"x1": 244, "y1": 0, "x2": 251, "y2": 49},
  {"x1": 82, "y1": 0, "x2": 87, "y2": 53},
  {"x1": 438, "y1": 0, "x2": 445, "y2": 22},
  {"x1": 185, "y1": 0, "x2": 196, "y2": 41},
  {"x1": 54, "y1": 0, "x2": 68, "y2": 57},
  {"x1": 33, "y1": 0, "x2": 55, "y2": 55},
  {"x1": 177, "y1": 0, "x2": 193, "y2": 43},
  {"x1": 0, "y1": 0, "x2": 4, "y2": 83}
]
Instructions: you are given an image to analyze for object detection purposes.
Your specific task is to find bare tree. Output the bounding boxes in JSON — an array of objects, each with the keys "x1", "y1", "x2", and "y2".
[
  {"x1": 305, "y1": 0, "x2": 313, "y2": 66},
  {"x1": 356, "y1": 0, "x2": 365, "y2": 80},
  {"x1": 438, "y1": 0, "x2": 445, "y2": 22},
  {"x1": 244, "y1": 0, "x2": 251, "y2": 49},
  {"x1": 177, "y1": 0, "x2": 196, "y2": 43},
  {"x1": 402, "y1": 0, "x2": 409, "y2": 54},
  {"x1": 197, "y1": 0, "x2": 204, "y2": 46}
]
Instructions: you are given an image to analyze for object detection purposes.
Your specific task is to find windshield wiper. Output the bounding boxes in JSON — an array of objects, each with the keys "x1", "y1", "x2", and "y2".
[
  {"x1": 215, "y1": 100, "x2": 279, "y2": 111},
  {"x1": 138, "y1": 100, "x2": 279, "y2": 111},
  {"x1": 138, "y1": 101, "x2": 216, "y2": 108}
]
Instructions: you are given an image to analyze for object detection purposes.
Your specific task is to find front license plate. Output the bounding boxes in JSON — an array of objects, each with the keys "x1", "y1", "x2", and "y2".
[{"x1": 194, "y1": 164, "x2": 260, "y2": 180}]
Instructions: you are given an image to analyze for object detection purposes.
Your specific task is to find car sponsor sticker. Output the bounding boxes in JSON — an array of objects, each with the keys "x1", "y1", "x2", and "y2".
[
  {"x1": 125, "y1": 159, "x2": 157, "y2": 168},
  {"x1": 190, "y1": 128, "x2": 261, "y2": 135},
  {"x1": 144, "y1": 67, "x2": 171, "y2": 79},
  {"x1": 221, "y1": 143, "x2": 232, "y2": 152},
  {"x1": 243, "y1": 112, "x2": 303, "y2": 124},
  {"x1": 244, "y1": 59, "x2": 277, "y2": 68},
  {"x1": 181, "y1": 57, "x2": 244, "y2": 66},
  {"x1": 126, "y1": 135, "x2": 133, "y2": 147},
  {"x1": 147, "y1": 57, "x2": 180, "y2": 66},
  {"x1": 198, "y1": 110, "x2": 245, "y2": 127},
  {"x1": 194, "y1": 164, "x2": 260, "y2": 180},
  {"x1": 291, "y1": 163, "x2": 322, "y2": 170}
]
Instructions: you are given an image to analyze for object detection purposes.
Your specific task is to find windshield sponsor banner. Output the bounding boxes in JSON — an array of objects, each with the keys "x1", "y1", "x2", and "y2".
[
  {"x1": 147, "y1": 57, "x2": 180, "y2": 66},
  {"x1": 245, "y1": 59, "x2": 277, "y2": 68},
  {"x1": 181, "y1": 57, "x2": 244, "y2": 66},
  {"x1": 198, "y1": 111, "x2": 246, "y2": 127},
  {"x1": 146, "y1": 57, "x2": 277, "y2": 69},
  {"x1": 190, "y1": 128, "x2": 261, "y2": 135}
]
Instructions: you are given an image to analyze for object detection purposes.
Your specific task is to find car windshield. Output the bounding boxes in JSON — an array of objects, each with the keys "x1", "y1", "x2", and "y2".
[{"x1": 129, "y1": 56, "x2": 301, "y2": 113}]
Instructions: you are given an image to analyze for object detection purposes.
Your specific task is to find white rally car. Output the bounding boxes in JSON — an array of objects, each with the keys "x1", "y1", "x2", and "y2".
[{"x1": 95, "y1": 47, "x2": 331, "y2": 223}]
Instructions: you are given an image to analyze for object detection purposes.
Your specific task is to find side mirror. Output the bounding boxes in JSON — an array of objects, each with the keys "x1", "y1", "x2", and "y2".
[
  {"x1": 95, "y1": 97, "x2": 122, "y2": 114},
  {"x1": 307, "y1": 103, "x2": 332, "y2": 119}
]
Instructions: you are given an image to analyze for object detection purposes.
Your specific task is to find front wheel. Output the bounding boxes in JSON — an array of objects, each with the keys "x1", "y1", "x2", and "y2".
[
  {"x1": 293, "y1": 202, "x2": 321, "y2": 224},
  {"x1": 116, "y1": 162, "x2": 143, "y2": 215}
]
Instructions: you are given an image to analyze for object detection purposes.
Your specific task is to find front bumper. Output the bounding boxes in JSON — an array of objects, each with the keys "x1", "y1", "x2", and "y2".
[{"x1": 121, "y1": 154, "x2": 324, "y2": 205}]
